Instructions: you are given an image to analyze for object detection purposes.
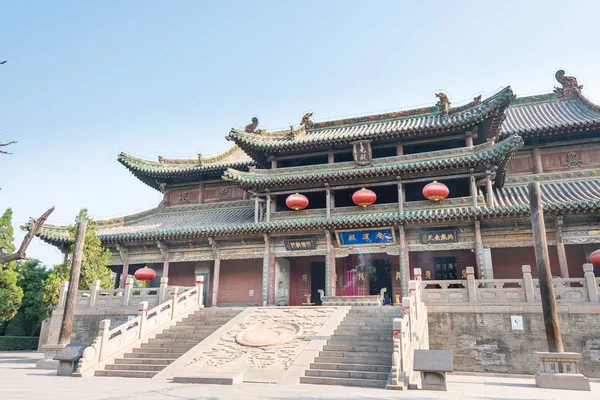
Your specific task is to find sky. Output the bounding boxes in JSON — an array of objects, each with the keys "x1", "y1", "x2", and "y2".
[{"x1": 2, "y1": 0, "x2": 600, "y2": 267}]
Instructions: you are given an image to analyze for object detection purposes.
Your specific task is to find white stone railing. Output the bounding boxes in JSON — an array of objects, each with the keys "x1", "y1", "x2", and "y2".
[
  {"x1": 421, "y1": 263, "x2": 599, "y2": 303},
  {"x1": 72, "y1": 276, "x2": 205, "y2": 377},
  {"x1": 387, "y1": 269, "x2": 429, "y2": 390},
  {"x1": 60, "y1": 277, "x2": 193, "y2": 310}
]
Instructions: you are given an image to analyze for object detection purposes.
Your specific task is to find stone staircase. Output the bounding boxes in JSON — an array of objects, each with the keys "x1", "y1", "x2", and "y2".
[
  {"x1": 95, "y1": 307, "x2": 241, "y2": 378},
  {"x1": 300, "y1": 306, "x2": 403, "y2": 388}
]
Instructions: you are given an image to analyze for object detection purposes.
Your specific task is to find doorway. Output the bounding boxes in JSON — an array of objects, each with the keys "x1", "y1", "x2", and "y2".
[
  {"x1": 369, "y1": 259, "x2": 392, "y2": 301},
  {"x1": 310, "y1": 262, "x2": 325, "y2": 305}
]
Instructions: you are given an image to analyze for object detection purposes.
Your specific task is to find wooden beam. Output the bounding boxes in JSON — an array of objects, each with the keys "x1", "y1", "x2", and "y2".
[
  {"x1": 528, "y1": 181, "x2": 564, "y2": 353},
  {"x1": 58, "y1": 220, "x2": 87, "y2": 345}
]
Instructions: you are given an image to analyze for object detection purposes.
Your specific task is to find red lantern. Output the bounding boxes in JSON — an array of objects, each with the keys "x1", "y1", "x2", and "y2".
[
  {"x1": 422, "y1": 181, "x2": 449, "y2": 201},
  {"x1": 352, "y1": 188, "x2": 377, "y2": 208},
  {"x1": 591, "y1": 249, "x2": 600, "y2": 266},
  {"x1": 134, "y1": 266, "x2": 157, "y2": 281},
  {"x1": 286, "y1": 193, "x2": 309, "y2": 210}
]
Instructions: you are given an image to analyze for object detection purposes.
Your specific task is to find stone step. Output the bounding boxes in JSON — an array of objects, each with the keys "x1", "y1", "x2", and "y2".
[
  {"x1": 125, "y1": 351, "x2": 186, "y2": 359},
  {"x1": 300, "y1": 376, "x2": 387, "y2": 388},
  {"x1": 322, "y1": 344, "x2": 391, "y2": 353},
  {"x1": 330, "y1": 334, "x2": 391, "y2": 342},
  {"x1": 335, "y1": 326, "x2": 393, "y2": 332},
  {"x1": 132, "y1": 347, "x2": 188, "y2": 354},
  {"x1": 154, "y1": 332, "x2": 211, "y2": 339},
  {"x1": 105, "y1": 363, "x2": 165, "y2": 372},
  {"x1": 141, "y1": 341, "x2": 197, "y2": 349},
  {"x1": 95, "y1": 370, "x2": 158, "y2": 378},
  {"x1": 310, "y1": 362, "x2": 390, "y2": 373},
  {"x1": 327, "y1": 340, "x2": 392, "y2": 349},
  {"x1": 305, "y1": 369, "x2": 389, "y2": 381},
  {"x1": 314, "y1": 356, "x2": 391, "y2": 366},
  {"x1": 332, "y1": 332, "x2": 391, "y2": 340},
  {"x1": 339, "y1": 321, "x2": 394, "y2": 327},
  {"x1": 114, "y1": 358, "x2": 174, "y2": 365},
  {"x1": 173, "y1": 324, "x2": 224, "y2": 330},
  {"x1": 319, "y1": 350, "x2": 392, "y2": 360}
]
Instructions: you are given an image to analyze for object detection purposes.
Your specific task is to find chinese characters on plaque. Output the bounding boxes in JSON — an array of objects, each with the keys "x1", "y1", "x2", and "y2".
[
  {"x1": 336, "y1": 227, "x2": 396, "y2": 247},
  {"x1": 284, "y1": 239, "x2": 315, "y2": 251},
  {"x1": 352, "y1": 140, "x2": 372, "y2": 166},
  {"x1": 420, "y1": 229, "x2": 459, "y2": 244}
]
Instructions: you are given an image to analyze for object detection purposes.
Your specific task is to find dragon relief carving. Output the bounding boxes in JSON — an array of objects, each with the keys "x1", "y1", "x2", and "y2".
[
  {"x1": 554, "y1": 70, "x2": 583, "y2": 97},
  {"x1": 435, "y1": 92, "x2": 451, "y2": 115},
  {"x1": 244, "y1": 117, "x2": 259, "y2": 133}
]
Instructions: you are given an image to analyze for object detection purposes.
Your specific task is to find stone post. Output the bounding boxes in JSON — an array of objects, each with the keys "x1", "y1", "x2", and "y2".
[
  {"x1": 170, "y1": 286, "x2": 180, "y2": 320},
  {"x1": 122, "y1": 277, "x2": 133, "y2": 306},
  {"x1": 89, "y1": 280, "x2": 100, "y2": 307},
  {"x1": 325, "y1": 229, "x2": 336, "y2": 296},
  {"x1": 58, "y1": 281, "x2": 69, "y2": 308},
  {"x1": 474, "y1": 220, "x2": 486, "y2": 280},
  {"x1": 158, "y1": 277, "x2": 169, "y2": 303},
  {"x1": 466, "y1": 267, "x2": 477, "y2": 302},
  {"x1": 97, "y1": 319, "x2": 111, "y2": 362},
  {"x1": 138, "y1": 301, "x2": 148, "y2": 339},
  {"x1": 522, "y1": 265, "x2": 535, "y2": 302},
  {"x1": 196, "y1": 275, "x2": 205, "y2": 307},
  {"x1": 398, "y1": 225, "x2": 410, "y2": 298},
  {"x1": 583, "y1": 263, "x2": 598, "y2": 302},
  {"x1": 212, "y1": 258, "x2": 221, "y2": 307}
]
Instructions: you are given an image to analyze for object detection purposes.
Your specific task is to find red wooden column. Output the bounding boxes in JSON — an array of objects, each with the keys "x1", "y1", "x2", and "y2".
[
  {"x1": 262, "y1": 234, "x2": 276, "y2": 306},
  {"x1": 325, "y1": 229, "x2": 336, "y2": 296},
  {"x1": 474, "y1": 219, "x2": 486, "y2": 279},
  {"x1": 211, "y1": 258, "x2": 221, "y2": 306},
  {"x1": 398, "y1": 224, "x2": 410, "y2": 298}
]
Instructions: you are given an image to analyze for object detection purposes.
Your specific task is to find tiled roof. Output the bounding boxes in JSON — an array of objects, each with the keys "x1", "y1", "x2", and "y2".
[
  {"x1": 227, "y1": 87, "x2": 515, "y2": 165},
  {"x1": 223, "y1": 134, "x2": 523, "y2": 189},
  {"x1": 502, "y1": 91, "x2": 600, "y2": 137},
  {"x1": 33, "y1": 178, "x2": 600, "y2": 246},
  {"x1": 118, "y1": 145, "x2": 254, "y2": 190}
]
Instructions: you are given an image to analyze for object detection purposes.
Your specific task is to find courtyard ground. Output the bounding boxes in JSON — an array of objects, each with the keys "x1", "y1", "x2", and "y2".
[{"x1": 1, "y1": 351, "x2": 599, "y2": 400}]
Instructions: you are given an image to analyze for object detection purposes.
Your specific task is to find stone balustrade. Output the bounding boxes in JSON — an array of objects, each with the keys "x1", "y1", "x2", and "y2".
[
  {"x1": 73, "y1": 276, "x2": 205, "y2": 377},
  {"x1": 387, "y1": 269, "x2": 429, "y2": 390},
  {"x1": 421, "y1": 264, "x2": 600, "y2": 303}
]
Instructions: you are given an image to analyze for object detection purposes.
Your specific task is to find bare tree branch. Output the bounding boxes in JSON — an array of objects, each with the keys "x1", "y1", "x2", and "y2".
[
  {"x1": 0, "y1": 140, "x2": 17, "y2": 155},
  {"x1": 0, "y1": 206, "x2": 55, "y2": 265}
]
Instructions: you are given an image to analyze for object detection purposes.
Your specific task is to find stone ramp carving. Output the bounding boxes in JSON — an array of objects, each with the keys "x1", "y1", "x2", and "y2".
[{"x1": 95, "y1": 308, "x2": 242, "y2": 378}]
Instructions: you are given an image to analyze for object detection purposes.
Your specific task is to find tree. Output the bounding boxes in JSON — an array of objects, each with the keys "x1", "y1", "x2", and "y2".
[
  {"x1": 42, "y1": 209, "x2": 113, "y2": 314},
  {"x1": 0, "y1": 208, "x2": 17, "y2": 270},
  {"x1": 15, "y1": 259, "x2": 49, "y2": 335},
  {"x1": 0, "y1": 268, "x2": 23, "y2": 323}
]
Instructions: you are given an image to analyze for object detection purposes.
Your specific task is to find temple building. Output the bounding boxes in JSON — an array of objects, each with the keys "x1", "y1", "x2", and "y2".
[{"x1": 33, "y1": 70, "x2": 600, "y2": 307}]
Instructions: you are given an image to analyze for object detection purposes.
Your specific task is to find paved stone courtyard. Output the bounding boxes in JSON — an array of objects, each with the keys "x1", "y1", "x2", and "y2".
[{"x1": 2, "y1": 351, "x2": 599, "y2": 399}]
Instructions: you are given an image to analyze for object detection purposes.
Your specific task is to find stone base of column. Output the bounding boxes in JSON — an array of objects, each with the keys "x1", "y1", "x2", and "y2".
[{"x1": 534, "y1": 352, "x2": 590, "y2": 391}]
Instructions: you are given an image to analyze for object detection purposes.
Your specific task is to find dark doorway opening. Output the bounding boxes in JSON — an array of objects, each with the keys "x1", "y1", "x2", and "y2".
[
  {"x1": 311, "y1": 262, "x2": 325, "y2": 305},
  {"x1": 434, "y1": 257, "x2": 457, "y2": 280},
  {"x1": 368, "y1": 259, "x2": 392, "y2": 302}
]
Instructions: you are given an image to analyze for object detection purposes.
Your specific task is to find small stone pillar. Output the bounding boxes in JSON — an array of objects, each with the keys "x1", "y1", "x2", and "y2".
[
  {"x1": 158, "y1": 277, "x2": 169, "y2": 303},
  {"x1": 196, "y1": 275, "x2": 205, "y2": 307},
  {"x1": 122, "y1": 277, "x2": 133, "y2": 306},
  {"x1": 97, "y1": 319, "x2": 111, "y2": 362},
  {"x1": 466, "y1": 267, "x2": 476, "y2": 302},
  {"x1": 522, "y1": 265, "x2": 535, "y2": 302},
  {"x1": 89, "y1": 280, "x2": 100, "y2": 307},
  {"x1": 583, "y1": 263, "x2": 598, "y2": 302},
  {"x1": 170, "y1": 286, "x2": 180, "y2": 319},
  {"x1": 138, "y1": 301, "x2": 148, "y2": 339}
]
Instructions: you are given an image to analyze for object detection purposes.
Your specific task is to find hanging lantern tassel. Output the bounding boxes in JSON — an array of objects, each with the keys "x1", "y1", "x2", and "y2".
[
  {"x1": 352, "y1": 188, "x2": 377, "y2": 208},
  {"x1": 423, "y1": 181, "x2": 449, "y2": 201},
  {"x1": 286, "y1": 193, "x2": 309, "y2": 211}
]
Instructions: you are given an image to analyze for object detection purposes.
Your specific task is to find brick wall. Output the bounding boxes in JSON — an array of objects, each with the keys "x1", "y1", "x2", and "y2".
[
  {"x1": 71, "y1": 314, "x2": 132, "y2": 344},
  {"x1": 216, "y1": 259, "x2": 262, "y2": 306},
  {"x1": 428, "y1": 310, "x2": 600, "y2": 378},
  {"x1": 168, "y1": 262, "x2": 196, "y2": 286}
]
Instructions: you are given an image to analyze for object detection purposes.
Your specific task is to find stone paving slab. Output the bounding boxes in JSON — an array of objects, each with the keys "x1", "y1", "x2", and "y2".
[{"x1": 1, "y1": 351, "x2": 600, "y2": 400}]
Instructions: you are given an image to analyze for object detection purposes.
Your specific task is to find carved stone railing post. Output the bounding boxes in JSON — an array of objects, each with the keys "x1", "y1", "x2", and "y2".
[
  {"x1": 158, "y1": 277, "x2": 169, "y2": 303},
  {"x1": 391, "y1": 317, "x2": 402, "y2": 387},
  {"x1": 138, "y1": 301, "x2": 148, "y2": 339},
  {"x1": 89, "y1": 280, "x2": 101, "y2": 307},
  {"x1": 583, "y1": 263, "x2": 598, "y2": 302},
  {"x1": 58, "y1": 281, "x2": 69, "y2": 308},
  {"x1": 522, "y1": 265, "x2": 535, "y2": 302},
  {"x1": 97, "y1": 319, "x2": 111, "y2": 361},
  {"x1": 413, "y1": 268, "x2": 422, "y2": 281},
  {"x1": 170, "y1": 286, "x2": 180, "y2": 320},
  {"x1": 466, "y1": 267, "x2": 476, "y2": 302},
  {"x1": 122, "y1": 277, "x2": 133, "y2": 306},
  {"x1": 195, "y1": 276, "x2": 204, "y2": 306}
]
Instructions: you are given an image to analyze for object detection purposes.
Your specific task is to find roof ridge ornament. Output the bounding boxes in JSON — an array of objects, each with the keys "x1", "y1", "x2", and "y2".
[
  {"x1": 245, "y1": 117, "x2": 259, "y2": 133},
  {"x1": 198, "y1": 153, "x2": 203, "y2": 165},
  {"x1": 473, "y1": 95, "x2": 482, "y2": 105},
  {"x1": 301, "y1": 112, "x2": 313, "y2": 127},
  {"x1": 435, "y1": 92, "x2": 451, "y2": 115},
  {"x1": 554, "y1": 70, "x2": 583, "y2": 97}
]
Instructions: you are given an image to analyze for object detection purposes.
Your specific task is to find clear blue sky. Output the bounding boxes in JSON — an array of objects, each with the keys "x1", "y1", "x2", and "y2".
[{"x1": 2, "y1": 1, "x2": 600, "y2": 267}]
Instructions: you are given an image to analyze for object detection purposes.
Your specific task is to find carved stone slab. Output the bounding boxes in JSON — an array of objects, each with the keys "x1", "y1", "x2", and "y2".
[{"x1": 235, "y1": 322, "x2": 301, "y2": 347}]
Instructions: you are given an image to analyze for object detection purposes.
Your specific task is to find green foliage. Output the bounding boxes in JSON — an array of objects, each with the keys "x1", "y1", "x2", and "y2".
[
  {"x1": 0, "y1": 336, "x2": 39, "y2": 351},
  {"x1": 15, "y1": 259, "x2": 49, "y2": 335},
  {"x1": 0, "y1": 269, "x2": 23, "y2": 323},
  {"x1": 42, "y1": 209, "x2": 113, "y2": 315},
  {"x1": 0, "y1": 208, "x2": 17, "y2": 270},
  {"x1": 4, "y1": 311, "x2": 26, "y2": 336}
]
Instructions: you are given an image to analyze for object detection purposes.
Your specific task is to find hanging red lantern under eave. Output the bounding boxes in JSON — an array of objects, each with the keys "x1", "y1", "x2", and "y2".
[
  {"x1": 423, "y1": 181, "x2": 449, "y2": 201},
  {"x1": 352, "y1": 188, "x2": 377, "y2": 208},
  {"x1": 590, "y1": 249, "x2": 600, "y2": 266},
  {"x1": 134, "y1": 266, "x2": 157, "y2": 281},
  {"x1": 286, "y1": 193, "x2": 309, "y2": 210}
]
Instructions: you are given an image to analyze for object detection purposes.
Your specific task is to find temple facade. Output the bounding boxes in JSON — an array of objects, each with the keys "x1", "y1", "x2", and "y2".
[{"x1": 34, "y1": 70, "x2": 600, "y2": 307}]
